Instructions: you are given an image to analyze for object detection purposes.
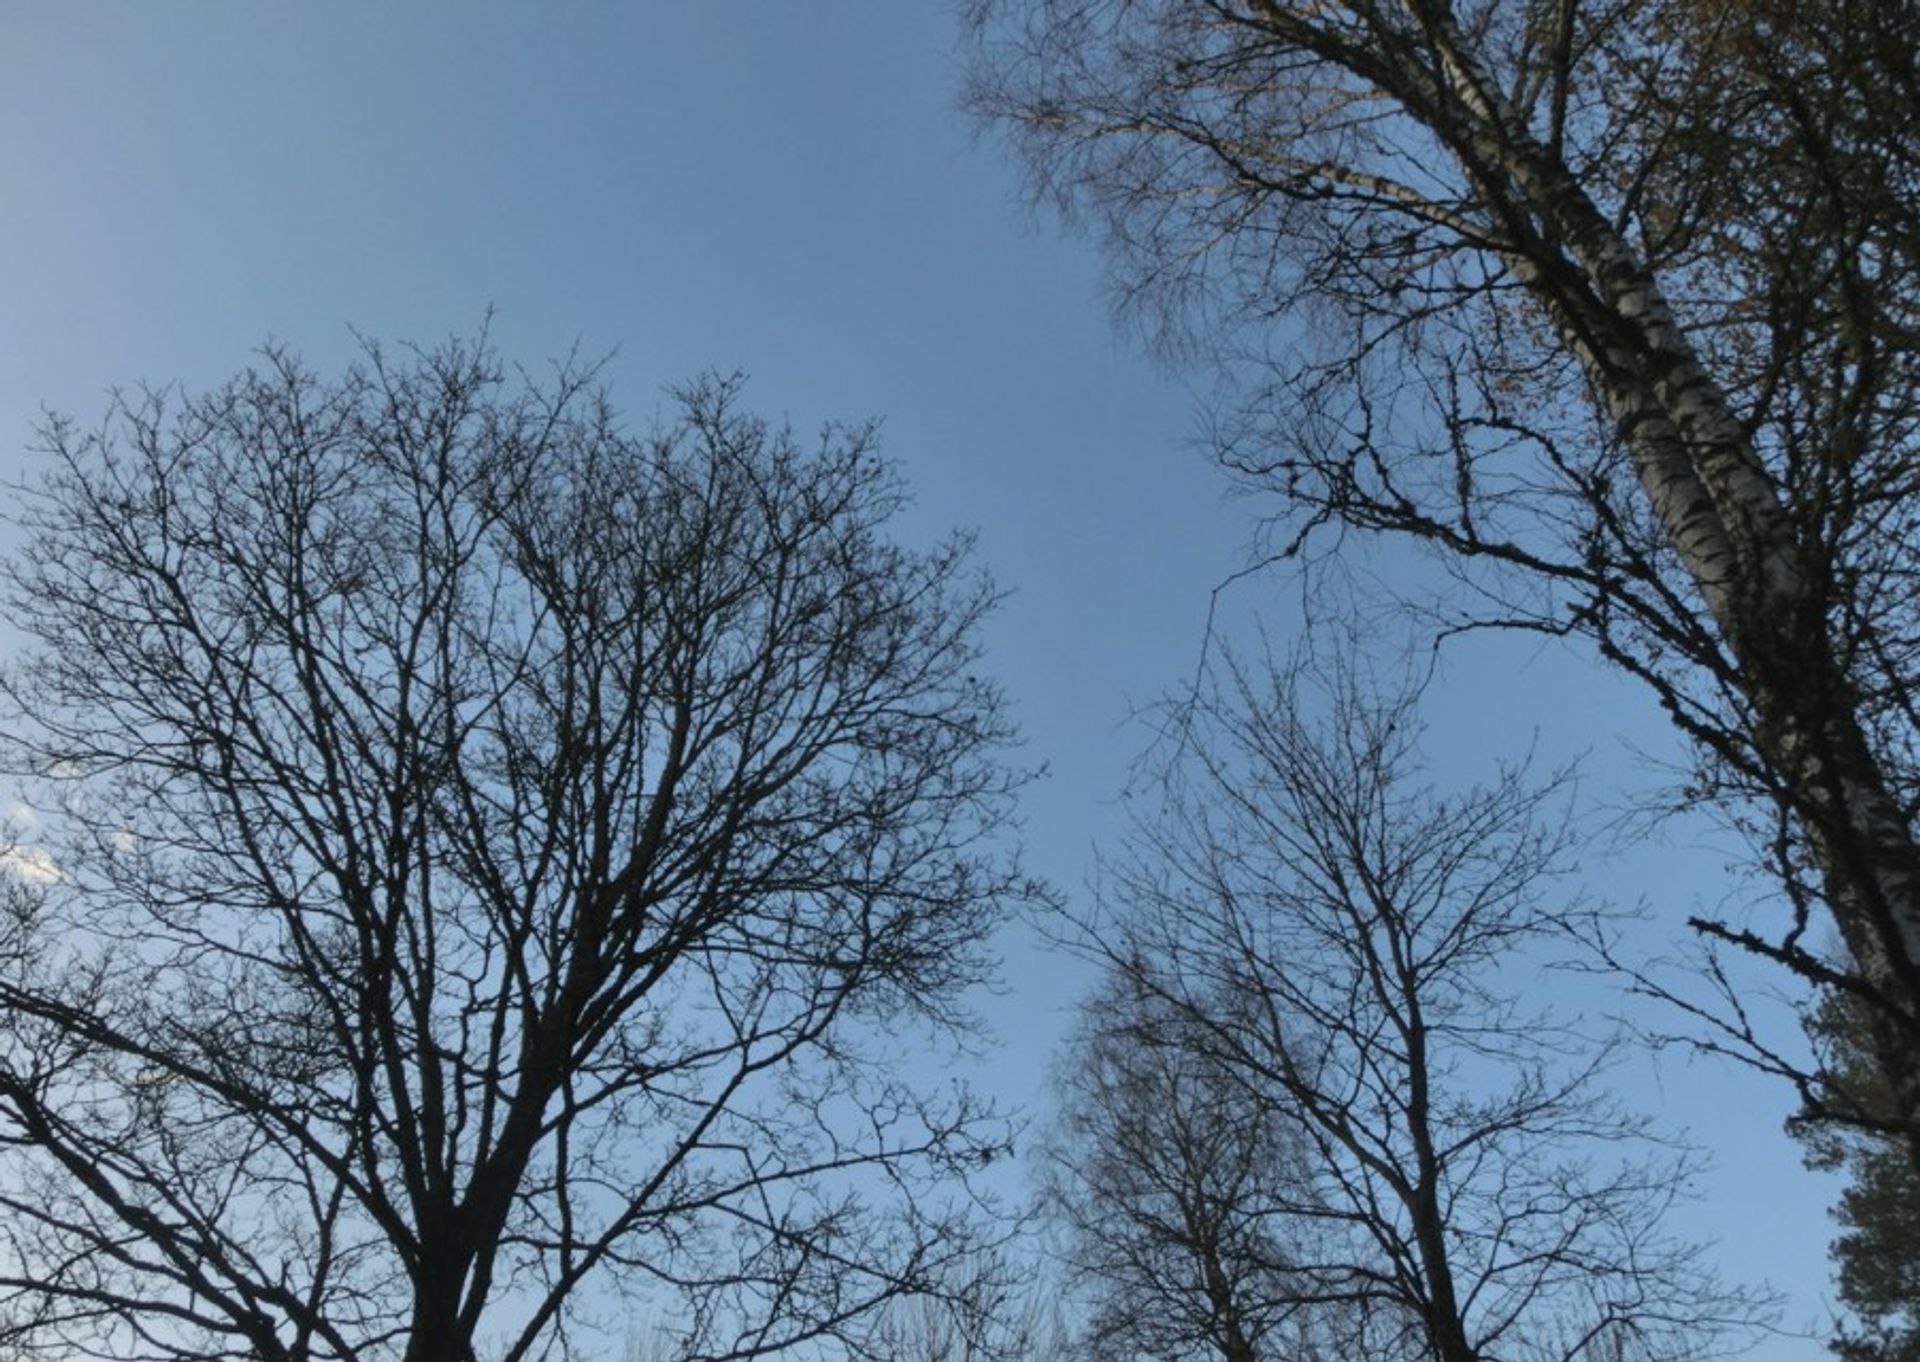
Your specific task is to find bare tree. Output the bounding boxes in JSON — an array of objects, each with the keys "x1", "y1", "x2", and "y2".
[
  {"x1": 1047, "y1": 654, "x2": 1769, "y2": 1362},
  {"x1": 964, "y1": 0, "x2": 1920, "y2": 1169},
  {"x1": 1039, "y1": 978, "x2": 1344, "y2": 1362},
  {"x1": 861, "y1": 1252, "x2": 1068, "y2": 1362},
  {"x1": 0, "y1": 338, "x2": 1033, "y2": 1362}
]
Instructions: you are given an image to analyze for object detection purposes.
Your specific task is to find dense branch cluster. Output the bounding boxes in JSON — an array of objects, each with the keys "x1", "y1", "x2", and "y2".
[{"x1": 0, "y1": 342, "x2": 1029, "y2": 1362}]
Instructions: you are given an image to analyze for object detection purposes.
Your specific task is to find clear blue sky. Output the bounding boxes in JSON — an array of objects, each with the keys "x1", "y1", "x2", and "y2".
[{"x1": 0, "y1": 4, "x2": 1836, "y2": 1355}]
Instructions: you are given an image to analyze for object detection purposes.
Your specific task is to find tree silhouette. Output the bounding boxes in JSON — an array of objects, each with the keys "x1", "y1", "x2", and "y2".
[{"x1": 0, "y1": 337, "x2": 1032, "y2": 1362}]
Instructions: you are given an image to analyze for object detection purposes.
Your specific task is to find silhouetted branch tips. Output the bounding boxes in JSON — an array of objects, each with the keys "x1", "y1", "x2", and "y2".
[
  {"x1": 0, "y1": 334, "x2": 1035, "y2": 1362},
  {"x1": 1039, "y1": 651, "x2": 1771, "y2": 1362}
]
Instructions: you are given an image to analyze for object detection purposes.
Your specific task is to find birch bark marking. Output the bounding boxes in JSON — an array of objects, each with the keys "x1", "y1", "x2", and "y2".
[{"x1": 1410, "y1": 1, "x2": 1920, "y2": 1038}]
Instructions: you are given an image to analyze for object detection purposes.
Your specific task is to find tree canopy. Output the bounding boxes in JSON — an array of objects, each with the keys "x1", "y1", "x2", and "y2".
[{"x1": 0, "y1": 339, "x2": 1032, "y2": 1362}]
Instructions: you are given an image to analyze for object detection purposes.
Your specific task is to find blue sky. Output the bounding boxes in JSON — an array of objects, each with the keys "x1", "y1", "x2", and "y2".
[{"x1": 1, "y1": 4, "x2": 1837, "y2": 1355}]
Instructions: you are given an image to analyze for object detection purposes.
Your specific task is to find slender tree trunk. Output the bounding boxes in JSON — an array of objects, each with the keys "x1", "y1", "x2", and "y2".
[
  {"x1": 1403, "y1": 984, "x2": 1479, "y2": 1362},
  {"x1": 1200, "y1": 1248, "x2": 1260, "y2": 1362}
]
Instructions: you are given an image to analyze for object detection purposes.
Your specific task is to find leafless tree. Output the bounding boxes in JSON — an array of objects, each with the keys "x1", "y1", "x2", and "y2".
[
  {"x1": 861, "y1": 1252, "x2": 1068, "y2": 1362},
  {"x1": 1046, "y1": 653, "x2": 1769, "y2": 1362},
  {"x1": 964, "y1": 0, "x2": 1920, "y2": 1170},
  {"x1": 0, "y1": 338, "x2": 1033, "y2": 1362},
  {"x1": 1039, "y1": 978, "x2": 1347, "y2": 1362}
]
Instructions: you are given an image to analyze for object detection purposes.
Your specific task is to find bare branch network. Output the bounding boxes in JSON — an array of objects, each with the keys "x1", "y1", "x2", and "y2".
[
  {"x1": 967, "y1": 0, "x2": 1920, "y2": 1178},
  {"x1": 0, "y1": 339, "x2": 1037, "y2": 1362},
  {"x1": 1039, "y1": 654, "x2": 1772, "y2": 1362}
]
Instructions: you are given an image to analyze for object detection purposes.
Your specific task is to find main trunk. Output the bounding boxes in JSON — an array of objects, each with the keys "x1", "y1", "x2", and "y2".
[
  {"x1": 401, "y1": 1254, "x2": 476, "y2": 1362},
  {"x1": 1406, "y1": 0, "x2": 1920, "y2": 1164}
]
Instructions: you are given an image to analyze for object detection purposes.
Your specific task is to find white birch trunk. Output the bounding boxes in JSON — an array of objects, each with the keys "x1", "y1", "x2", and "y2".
[{"x1": 1399, "y1": 0, "x2": 1920, "y2": 1129}]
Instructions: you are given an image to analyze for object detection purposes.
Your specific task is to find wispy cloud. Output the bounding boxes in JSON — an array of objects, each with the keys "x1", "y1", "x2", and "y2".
[{"x1": 0, "y1": 845, "x2": 59, "y2": 885}]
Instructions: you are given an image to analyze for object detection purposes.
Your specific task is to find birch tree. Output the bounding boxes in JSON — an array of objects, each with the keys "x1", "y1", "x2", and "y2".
[
  {"x1": 0, "y1": 340, "x2": 1030, "y2": 1362},
  {"x1": 966, "y1": 0, "x2": 1920, "y2": 1170}
]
